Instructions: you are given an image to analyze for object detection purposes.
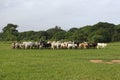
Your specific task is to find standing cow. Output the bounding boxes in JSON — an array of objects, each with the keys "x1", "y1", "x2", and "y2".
[
  {"x1": 11, "y1": 42, "x2": 21, "y2": 49},
  {"x1": 79, "y1": 42, "x2": 89, "y2": 49},
  {"x1": 97, "y1": 43, "x2": 107, "y2": 49},
  {"x1": 67, "y1": 41, "x2": 78, "y2": 49},
  {"x1": 22, "y1": 41, "x2": 35, "y2": 49}
]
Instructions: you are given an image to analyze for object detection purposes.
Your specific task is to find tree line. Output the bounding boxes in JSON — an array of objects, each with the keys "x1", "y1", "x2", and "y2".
[{"x1": 0, "y1": 22, "x2": 120, "y2": 42}]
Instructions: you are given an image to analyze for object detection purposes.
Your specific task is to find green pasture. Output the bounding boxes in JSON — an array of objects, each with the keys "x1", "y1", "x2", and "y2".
[{"x1": 0, "y1": 42, "x2": 120, "y2": 80}]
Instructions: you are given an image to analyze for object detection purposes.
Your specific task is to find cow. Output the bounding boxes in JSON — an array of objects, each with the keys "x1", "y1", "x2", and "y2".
[
  {"x1": 79, "y1": 42, "x2": 89, "y2": 49},
  {"x1": 88, "y1": 42, "x2": 97, "y2": 48},
  {"x1": 60, "y1": 42, "x2": 68, "y2": 49},
  {"x1": 11, "y1": 42, "x2": 16, "y2": 49},
  {"x1": 34, "y1": 42, "x2": 40, "y2": 49},
  {"x1": 11, "y1": 42, "x2": 21, "y2": 49},
  {"x1": 97, "y1": 43, "x2": 107, "y2": 49},
  {"x1": 22, "y1": 41, "x2": 35, "y2": 49},
  {"x1": 39, "y1": 40, "x2": 51, "y2": 49},
  {"x1": 67, "y1": 41, "x2": 77, "y2": 49},
  {"x1": 51, "y1": 41, "x2": 61, "y2": 49}
]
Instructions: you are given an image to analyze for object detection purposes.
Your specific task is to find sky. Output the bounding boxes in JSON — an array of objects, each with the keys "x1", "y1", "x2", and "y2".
[{"x1": 0, "y1": 0, "x2": 120, "y2": 32}]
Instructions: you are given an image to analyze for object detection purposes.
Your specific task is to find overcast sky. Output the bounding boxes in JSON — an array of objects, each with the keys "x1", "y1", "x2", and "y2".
[{"x1": 0, "y1": 0, "x2": 120, "y2": 32}]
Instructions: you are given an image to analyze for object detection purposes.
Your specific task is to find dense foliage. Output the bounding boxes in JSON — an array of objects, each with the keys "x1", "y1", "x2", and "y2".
[{"x1": 0, "y1": 22, "x2": 120, "y2": 42}]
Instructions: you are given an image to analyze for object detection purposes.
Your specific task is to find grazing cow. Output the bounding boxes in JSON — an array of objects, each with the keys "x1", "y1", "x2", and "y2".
[
  {"x1": 67, "y1": 41, "x2": 77, "y2": 49},
  {"x1": 11, "y1": 42, "x2": 21, "y2": 49},
  {"x1": 88, "y1": 42, "x2": 97, "y2": 48},
  {"x1": 97, "y1": 43, "x2": 107, "y2": 49},
  {"x1": 12, "y1": 42, "x2": 16, "y2": 49},
  {"x1": 39, "y1": 41, "x2": 51, "y2": 49},
  {"x1": 79, "y1": 42, "x2": 89, "y2": 49},
  {"x1": 51, "y1": 41, "x2": 57, "y2": 49},
  {"x1": 22, "y1": 41, "x2": 35, "y2": 49},
  {"x1": 51, "y1": 41, "x2": 61, "y2": 49},
  {"x1": 60, "y1": 42, "x2": 68, "y2": 49},
  {"x1": 34, "y1": 42, "x2": 40, "y2": 49}
]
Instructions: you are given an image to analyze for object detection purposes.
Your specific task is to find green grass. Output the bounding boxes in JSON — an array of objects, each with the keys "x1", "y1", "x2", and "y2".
[{"x1": 0, "y1": 42, "x2": 120, "y2": 80}]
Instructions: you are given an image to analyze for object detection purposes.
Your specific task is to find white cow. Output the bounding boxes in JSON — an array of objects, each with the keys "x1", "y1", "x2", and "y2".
[
  {"x1": 12, "y1": 42, "x2": 19, "y2": 49},
  {"x1": 51, "y1": 41, "x2": 61, "y2": 49},
  {"x1": 97, "y1": 43, "x2": 107, "y2": 49},
  {"x1": 61, "y1": 42, "x2": 68, "y2": 49},
  {"x1": 67, "y1": 42, "x2": 77, "y2": 49},
  {"x1": 22, "y1": 41, "x2": 35, "y2": 49}
]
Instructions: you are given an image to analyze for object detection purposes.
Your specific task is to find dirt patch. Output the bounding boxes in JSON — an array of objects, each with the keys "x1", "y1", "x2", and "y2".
[
  {"x1": 90, "y1": 60, "x2": 120, "y2": 64},
  {"x1": 112, "y1": 60, "x2": 120, "y2": 63},
  {"x1": 90, "y1": 60, "x2": 103, "y2": 63},
  {"x1": 104, "y1": 62, "x2": 113, "y2": 64}
]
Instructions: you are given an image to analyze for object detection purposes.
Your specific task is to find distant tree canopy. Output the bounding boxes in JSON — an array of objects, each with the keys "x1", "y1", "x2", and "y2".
[
  {"x1": 0, "y1": 24, "x2": 18, "y2": 41},
  {"x1": 0, "y1": 22, "x2": 120, "y2": 42}
]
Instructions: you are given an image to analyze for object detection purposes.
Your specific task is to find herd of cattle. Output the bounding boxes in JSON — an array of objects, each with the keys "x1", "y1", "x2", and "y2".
[{"x1": 12, "y1": 41, "x2": 107, "y2": 49}]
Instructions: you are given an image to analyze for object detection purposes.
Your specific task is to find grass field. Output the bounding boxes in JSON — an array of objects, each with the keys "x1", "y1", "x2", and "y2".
[{"x1": 0, "y1": 42, "x2": 120, "y2": 80}]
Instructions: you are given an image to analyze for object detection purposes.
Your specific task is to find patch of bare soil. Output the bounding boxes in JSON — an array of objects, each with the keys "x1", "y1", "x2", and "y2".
[
  {"x1": 90, "y1": 60, "x2": 103, "y2": 63},
  {"x1": 104, "y1": 62, "x2": 113, "y2": 64},
  {"x1": 112, "y1": 60, "x2": 120, "y2": 63},
  {"x1": 90, "y1": 60, "x2": 120, "y2": 64}
]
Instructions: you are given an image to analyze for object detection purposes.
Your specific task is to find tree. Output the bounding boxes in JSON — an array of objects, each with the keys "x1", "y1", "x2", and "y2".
[
  {"x1": 37, "y1": 31, "x2": 49, "y2": 41},
  {"x1": 88, "y1": 34, "x2": 105, "y2": 42},
  {"x1": 87, "y1": 22, "x2": 115, "y2": 42},
  {"x1": 46, "y1": 26, "x2": 65, "y2": 40},
  {"x1": 2, "y1": 23, "x2": 19, "y2": 41},
  {"x1": 0, "y1": 33, "x2": 3, "y2": 41},
  {"x1": 93, "y1": 22, "x2": 115, "y2": 29},
  {"x1": 63, "y1": 28, "x2": 78, "y2": 41},
  {"x1": 71, "y1": 30, "x2": 88, "y2": 42},
  {"x1": 68, "y1": 28, "x2": 78, "y2": 33},
  {"x1": 0, "y1": 22, "x2": 119, "y2": 42},
  {"x1": 18, "y1": 31, "x2": 35, "y2": 41},
  {"x1": 112, "y1": 25, "x2": 120, "y2": 41},
  {"x1": 52, "y1": 31, "x2": 66, "y2": 41}
]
